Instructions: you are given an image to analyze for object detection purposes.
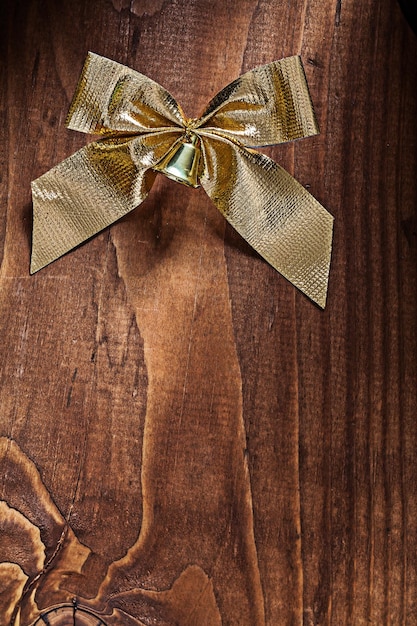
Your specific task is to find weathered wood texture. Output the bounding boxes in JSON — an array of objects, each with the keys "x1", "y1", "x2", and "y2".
[{"x1": 1, "y1": 1, "x2": 416, "y2": 624}]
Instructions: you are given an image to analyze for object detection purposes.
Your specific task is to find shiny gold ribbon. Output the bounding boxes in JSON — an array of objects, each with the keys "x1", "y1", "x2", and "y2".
[{"x1": 31, "y1": 52, "x2": 333, "y2": 307}]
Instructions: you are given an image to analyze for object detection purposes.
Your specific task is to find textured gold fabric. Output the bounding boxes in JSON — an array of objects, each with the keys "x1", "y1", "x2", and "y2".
[{"x1": 31, "y1": 52, "x2": 333, "y2": 307}]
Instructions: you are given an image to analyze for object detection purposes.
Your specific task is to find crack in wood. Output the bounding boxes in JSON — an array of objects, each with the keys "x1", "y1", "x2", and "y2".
[
  {"x1": 9, "y1": 525, "x2": 70, "y2": 626},
  {"x1": 66, "y1": 368, "x2": 78, "y2": 408},
  {"x1": 335, "y1": 0, "x2": 342, "y2": 26}
]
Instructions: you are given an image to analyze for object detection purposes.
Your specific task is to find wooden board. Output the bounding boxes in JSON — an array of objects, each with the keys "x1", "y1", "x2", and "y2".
[{"x1": 1, "y1": 1, "x2": 416, "y2": 624}]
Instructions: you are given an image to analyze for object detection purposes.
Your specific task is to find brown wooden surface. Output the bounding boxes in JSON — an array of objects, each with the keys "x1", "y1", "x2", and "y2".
[{"x1": 1, "y1": 1, "x2": 417, "y2": 624}]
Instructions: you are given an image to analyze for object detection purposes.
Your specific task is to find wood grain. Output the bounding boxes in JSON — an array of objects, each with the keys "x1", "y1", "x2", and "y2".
[{"x1": 1, "y1": 0, "x2": 416, "y2": 624}]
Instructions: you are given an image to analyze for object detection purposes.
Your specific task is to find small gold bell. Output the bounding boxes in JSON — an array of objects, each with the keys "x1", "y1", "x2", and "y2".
[{"x1": 153, "y1": 133, "x2": 201, "y2": 188}]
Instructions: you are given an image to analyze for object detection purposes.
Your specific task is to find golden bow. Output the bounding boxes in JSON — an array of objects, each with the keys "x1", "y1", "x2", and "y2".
[{"x1": 31, "y1": 52, "x2": 333, "y2": 307}]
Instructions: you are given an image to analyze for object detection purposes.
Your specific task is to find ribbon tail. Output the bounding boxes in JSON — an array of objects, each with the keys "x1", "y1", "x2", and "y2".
[
  {"x1": 31, "y1": 132, "x2": 178, "y2": 273},
  {"x1": 200, "y1": 137, "x2": 333, "y2": 308}
]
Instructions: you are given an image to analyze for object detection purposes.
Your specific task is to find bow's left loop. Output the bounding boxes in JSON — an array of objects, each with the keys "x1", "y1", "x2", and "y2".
[{"x1": 67, "y1": 51, "x2": 186, "y2": 134}]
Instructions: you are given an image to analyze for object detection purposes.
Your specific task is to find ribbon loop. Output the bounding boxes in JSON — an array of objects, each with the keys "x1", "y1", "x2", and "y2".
[
  {"x1": 197, "y1": 56, "x2": 319, "y2": 147},
  {"x1": 66, "y1": 51, "x2": 186, "y2": 135},
  {"x1": 31, "y1": 53, "x2": 333, "y2": 307}
]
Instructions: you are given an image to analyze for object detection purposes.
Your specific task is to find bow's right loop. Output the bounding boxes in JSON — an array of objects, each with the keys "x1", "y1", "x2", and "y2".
[{"x1": 196, "y1": 56, "x2": 319, "y2": 147}]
